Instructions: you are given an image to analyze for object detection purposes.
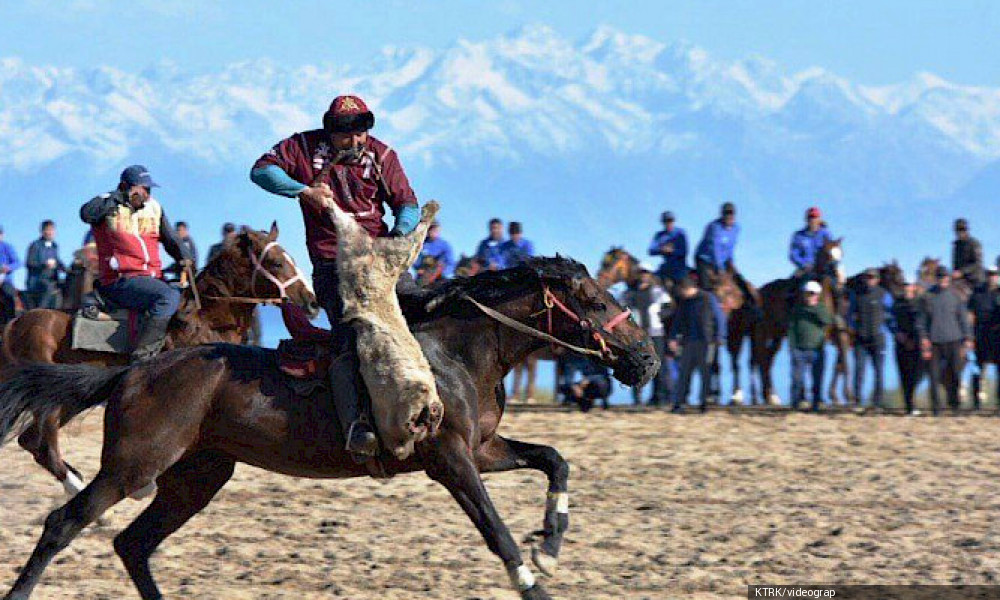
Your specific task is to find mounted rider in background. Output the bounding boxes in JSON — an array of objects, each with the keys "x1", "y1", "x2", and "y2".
[
  {"x1": 648, "y1": 210, "x2": 688, "y2": 290},
  {"x1": 79, "y1": 165, "x2": 192, "y2": 362},
  {"x1": 250, "y1": 94, "x2": 421, "y2": 461},
  {"x1": 694, "y1": 202, "x2": 757, "y2": 310},
  {"x1": 789, "y1": 206, "x2": 834, "y2": 279},
  {"x1": 952, "y1": 218, "x2": 984, "y2": 288}
]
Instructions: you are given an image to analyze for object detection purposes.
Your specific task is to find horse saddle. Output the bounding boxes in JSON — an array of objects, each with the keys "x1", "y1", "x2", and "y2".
[{"x1": 71, "y1": 307, "x2": 142, "y2": 354}]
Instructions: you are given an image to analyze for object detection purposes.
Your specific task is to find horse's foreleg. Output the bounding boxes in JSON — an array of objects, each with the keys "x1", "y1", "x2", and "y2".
[
  {"x1": 426, "y1": 432, "x2": 552, "y2": 600},
  {"x1": 114, "y1": 451, "x2": 235, "y2": 600},
  {"x1": 477, "y1": 435, "x2": 569, "y2": 577},
  {"x1": 3, "y1": 472, "x2": 125, "y2": 600}
]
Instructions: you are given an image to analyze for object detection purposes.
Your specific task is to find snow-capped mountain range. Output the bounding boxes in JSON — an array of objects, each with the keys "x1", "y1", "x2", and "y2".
[{"x1": 1, "y1": 24, "x2": 998, "y2": 288}]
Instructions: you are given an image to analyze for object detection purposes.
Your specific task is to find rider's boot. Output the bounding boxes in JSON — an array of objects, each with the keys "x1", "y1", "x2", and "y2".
[
  {"x1": 130, "y1": 317, "x2": 171, "y2": 363},
  {"x1": 328, "y1": 339, "x2": 379, "y2": 462}
]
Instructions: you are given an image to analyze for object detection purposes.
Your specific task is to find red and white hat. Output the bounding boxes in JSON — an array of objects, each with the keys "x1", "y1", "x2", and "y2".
[
  {"x1": 323, "y1": 95, "x2": 375, "y2": 133},
  {"x1": 806, "y1": 206, "x2": 822, "y2": 219}
]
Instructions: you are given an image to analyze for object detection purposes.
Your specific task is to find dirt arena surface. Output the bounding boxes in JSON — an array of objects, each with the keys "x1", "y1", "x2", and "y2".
[{"x1": 3, "y1": 409, "x2": 1000, "y2": 599}]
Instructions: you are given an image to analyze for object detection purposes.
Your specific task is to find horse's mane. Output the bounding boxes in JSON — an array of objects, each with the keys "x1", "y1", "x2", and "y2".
[{"x1": 399, "y1": 256, "x2": 588, "y2": 324}]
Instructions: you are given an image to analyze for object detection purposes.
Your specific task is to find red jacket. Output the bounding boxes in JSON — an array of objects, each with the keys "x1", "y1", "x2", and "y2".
[
  {"x1": 80, "y1": 191, "x2": 187, "y2": 286},
  {"x1": 253, "y1": 131, "x2": 417, "y2": 263}
]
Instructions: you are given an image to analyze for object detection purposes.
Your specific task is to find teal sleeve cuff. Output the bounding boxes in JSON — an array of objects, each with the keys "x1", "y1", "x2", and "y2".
[
  {"x1": 250, "y1": 165, "x2": 308, "y2": 198},
  {"x1": 392, "y1": 205, "x2": 421, "y2": 235}
]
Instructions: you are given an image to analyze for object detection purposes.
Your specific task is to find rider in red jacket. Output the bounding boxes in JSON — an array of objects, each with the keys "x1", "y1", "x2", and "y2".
[
  {"x1": 250, "y1": 95, "x2": 421, "y2": 461},
  {"x1": 80, "y1": 165, "x2": 191, "y2": 362}
]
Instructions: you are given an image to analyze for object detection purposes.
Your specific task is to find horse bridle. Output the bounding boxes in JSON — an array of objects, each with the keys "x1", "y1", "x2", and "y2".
[
  {"x1": 463, "y1": 284, "x2": 632, "y2": 360},
  {"x1": 200, "y1": 242, "x2": 309, "y2": 305},
  {"x1": 249, "y1": 241, "x2": 308, "y2": 300}
]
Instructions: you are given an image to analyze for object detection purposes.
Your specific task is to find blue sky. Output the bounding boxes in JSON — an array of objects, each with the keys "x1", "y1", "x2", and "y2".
[{"x1": 3, "y1": 0, "x2": 998, "y2": 86}]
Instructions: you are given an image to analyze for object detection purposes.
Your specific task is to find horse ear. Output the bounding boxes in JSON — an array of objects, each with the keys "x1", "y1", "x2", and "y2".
[
  {"x1": 268, "y1": 221, "x2": 279, "y2": 242},
  {"x1": 837, "y1": 237, "x2": 844, "y2": 244}
]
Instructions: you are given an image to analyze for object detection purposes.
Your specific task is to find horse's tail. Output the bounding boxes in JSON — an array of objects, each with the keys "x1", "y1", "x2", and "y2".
[{"x1": 0, "y1": 363, "x2": 128, "y2": 445}]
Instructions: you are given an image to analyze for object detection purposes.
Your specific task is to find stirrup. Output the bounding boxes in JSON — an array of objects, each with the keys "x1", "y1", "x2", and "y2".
[{"x1": 344, "y1": 418, "x2": 379, "y2": 460}]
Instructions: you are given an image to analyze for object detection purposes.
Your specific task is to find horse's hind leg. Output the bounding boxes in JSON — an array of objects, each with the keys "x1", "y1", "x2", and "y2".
[
  {"x1": 16, "y1": 409, "x2": 82, "y2": 495},
  {"x1": 476, "y1": 435, "x2": 569, "y2": 577},
  {"x1": 3, "y1": 472, "x2": 124, "y2": 600},
  {"x1": 427, "y1": 431, "x2": 552, "y2": 600},
  {"x1": 114, "y1": 451, "x2": 235, "y2": 600}
]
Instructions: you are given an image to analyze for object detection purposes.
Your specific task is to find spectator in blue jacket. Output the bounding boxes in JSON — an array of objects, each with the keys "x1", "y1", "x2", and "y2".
[
  {"x1": 695, "y1": 202, "x2": 756, "y2": 308},
  {"x1": 500, "y1": 221, "x2": 534, "y2": 268},
  {"x1": 668, "y1": 277, "x2": 727, "y2": 412},
  {"x1": 789, "y1": 206, "x2": 835, "y2": 276},
  {"x1": 414, "y1": 220, "x2": 455, "y2": 283},
  {"x1": 475, "y1": 218, "x2": 506, "y2": 270},
  {"x1": 0, "y1": 225, "x2": 21, "y2": 325},
  {"x1": 25, "y1": 220, "x2": 66, "y2": 309},
  {"x1": 648, "y1": 211, "x2": 688, "y2": 287}
]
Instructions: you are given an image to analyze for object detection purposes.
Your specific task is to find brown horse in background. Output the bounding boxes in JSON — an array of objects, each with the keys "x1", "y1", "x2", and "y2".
[
  {"x1": 596, "y1": 247, "x2": 760, "y2": 405},
  {"x1": 754, "y1": 239, "x2": 849, "y2": 405},
  {"x1": 0, "y1": 257, "x2": 657, "y2": 600},
  {"x1": 0, "y1": 224, "x2": 319, "y2": 494},
  {"x1": 919, "y1": 257, "x2": 973, "y2": 301}
]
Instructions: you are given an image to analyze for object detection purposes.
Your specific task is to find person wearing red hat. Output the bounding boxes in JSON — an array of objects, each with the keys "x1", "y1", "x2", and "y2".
[
  {"x1": 789, "y1": 206, "x2": 834, "y2": 277},
  {"x1": 250, "y1": 95, "x2": 420, "y2": 461}
]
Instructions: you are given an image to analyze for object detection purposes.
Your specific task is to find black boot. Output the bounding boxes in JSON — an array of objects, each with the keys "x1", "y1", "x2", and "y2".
[
  {"x1": 327, "y1": 347, "x2": 379, "y2": 462},
  {"x1": 130, "y1": 317, "x2": 171, "y2": 363}
]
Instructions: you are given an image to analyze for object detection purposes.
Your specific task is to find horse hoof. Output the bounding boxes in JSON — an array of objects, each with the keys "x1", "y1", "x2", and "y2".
[
  {"x1": 532, "y1": 546, "x2": 558, "y2": 577},
  {"x1": 730, "y1": 390, "x2": 744, "y2": 405},
  {"x1": 521, "y1": 584, "x2": 553, "y2": 600},
  {"x1": 62, "y1": 471, "x2": 85, "y2": 497}
]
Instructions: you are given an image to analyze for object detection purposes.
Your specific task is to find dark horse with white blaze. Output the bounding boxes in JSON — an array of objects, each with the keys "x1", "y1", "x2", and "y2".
[
  {"x1": 0, "y1": 224, "x2": 320, "y2": 495},
  {"x1": 0, "y1": 257, "x2": 658, "y2": 600}
]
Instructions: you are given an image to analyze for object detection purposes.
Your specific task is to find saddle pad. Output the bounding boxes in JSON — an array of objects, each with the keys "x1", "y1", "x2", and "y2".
[
  {"x1": 71, "y1": 310, "x2": 139, "y2": 353},
  {"x1": 277, "y1": 338, "x2": 331, "y2": 379}
]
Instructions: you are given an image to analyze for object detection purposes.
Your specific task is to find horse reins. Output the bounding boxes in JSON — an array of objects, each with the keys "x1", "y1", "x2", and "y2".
[{"x1": 463, "y1": 286, "x2": 632, "y2": 360}]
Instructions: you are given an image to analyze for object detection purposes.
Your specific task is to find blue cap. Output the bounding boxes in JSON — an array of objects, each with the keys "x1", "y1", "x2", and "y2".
[
  {"x1": 120, "y1": 164, "x2": 159, "y2": 188},
  {"x1": 661, "y1": 211, "x2": 675, "y2": 222}
]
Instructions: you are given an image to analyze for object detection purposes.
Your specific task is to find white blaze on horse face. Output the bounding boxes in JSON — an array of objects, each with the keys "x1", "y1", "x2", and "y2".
[
  {"x1": 830, "y1": 246, "x2": 843, "y2": 263},
  {"x1": 285, "y1": 251, "x2": 314, "y2": 297}
]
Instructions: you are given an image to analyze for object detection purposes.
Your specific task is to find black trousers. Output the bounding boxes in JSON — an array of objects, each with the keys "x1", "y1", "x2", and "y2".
[
  {"x1": 929, "y1": 341, "x2": 964, "y2": 413},
  {"x1": 676, "y1": 339, "x2": 710, "y2": 408},
  {"x1": 0, "y1": 280, "x2": 16, "y2": 327},
  {"x1": 853, "y1": 337, "x2": 885, "y2": 407},
  {"x1": 894, "y1": 344, "x2": 924, "y2": 413}
]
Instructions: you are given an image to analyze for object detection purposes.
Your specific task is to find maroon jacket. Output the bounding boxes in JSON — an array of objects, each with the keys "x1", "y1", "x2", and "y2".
[{"x1": 253, "y1": 130, "x2": 418, "y2": 263}]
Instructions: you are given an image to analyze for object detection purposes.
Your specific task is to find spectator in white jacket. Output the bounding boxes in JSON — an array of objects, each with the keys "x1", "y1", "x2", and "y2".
[{"x1": 625, "y1": 264, "x2": 674, "y2": 405}]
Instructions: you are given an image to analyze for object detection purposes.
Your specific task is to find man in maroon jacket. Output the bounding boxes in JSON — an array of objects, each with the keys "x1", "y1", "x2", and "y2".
[{"x1": 251, "y1": 95, "x2": 421, "y2": 461}]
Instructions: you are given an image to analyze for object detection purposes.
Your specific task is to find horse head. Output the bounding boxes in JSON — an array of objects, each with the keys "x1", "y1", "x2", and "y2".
[
  {"x1": 879, "y1": 260, "x2": 907, "y2": 298},
  {"x1": 202, "y1": 224, "x2": 320, "y2": 318},
  {"x1": 596, "y1": 247, "x2": 640, "y2": 289},
  {"x1": 529, "y1": 256, "x2": 659, "y2": 388},
  {"x1": 454, "y1": 254, "x2": 483, "y2": 278}
]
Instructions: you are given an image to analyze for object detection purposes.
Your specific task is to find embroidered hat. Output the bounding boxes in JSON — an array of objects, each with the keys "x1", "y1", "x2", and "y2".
[{"x1": 323, "y1": 95, "x2": 375, "y2": 133}]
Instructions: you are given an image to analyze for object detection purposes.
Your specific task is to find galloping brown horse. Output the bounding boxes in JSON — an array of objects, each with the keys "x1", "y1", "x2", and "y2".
[
  {"x1": 596, "y1": 247, "x2": 760, "y2": 404},
  {"x1": 0, "y1": 257, "x2": 657, "y2": 600},
  {"x1": 0, "y1": 224, "x2": 319, "y2": 494}
]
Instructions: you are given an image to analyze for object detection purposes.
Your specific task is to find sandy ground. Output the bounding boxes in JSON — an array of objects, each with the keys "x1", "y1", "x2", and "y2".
[{"x1": 3, "y1": 409, "x2": 1000, "y2": 600}]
